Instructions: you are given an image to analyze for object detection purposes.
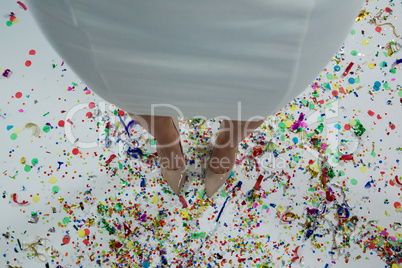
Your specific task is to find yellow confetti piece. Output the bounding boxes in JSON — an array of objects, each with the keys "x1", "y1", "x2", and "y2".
[
  {"x1": 346, "y1": 86, "x2": 354, "y2": 93},
  {"x1": 14, "y1": 127, "x2": 21, "y2": 134},
  {"x1": 349, "y1": 120, "x2": 357, "y2": 126},
  {"x1": 392, "y1": 263, "x2": 402, "y2": 268},
  {"x1": 395, "y1": 232, "x2": 402, "y2": 239},
  {"x1": 396, "y1": 206, "x2": 402, "y2": 212},
  {"x1": 290, "y1": 105, "x2": 297, "y2": 111},
  {"x1": 115, "y1": 122, "x2": 122, "y2": 128},
  {"x1": 55, "y1": 149, "x2": 63, "y2": 156},
  {"x1": 362, "y1": 40, "x2": 369, "y2": 46},
  {"x1": 277, "y1": 205, "x2": 284, "y2": 212},
  {"x1": 151, "y1": 196, "x2": 159, "y2": 203},
  {"x1": 312, "y1": 164, "x2": 320, "y2": 172},
  {"x1": 32, "y1": 196, "x2": 40, "y2": 203},
  {"x1": 181, "y1": 210, "x2": 188, "y2": 218},
  {"x1": 385, "y1": 210, "x2": 389, "y2": 216},
  {"x1": 21, "y1": 157, "x2": 26, "y2": 164},
  {"x1": 49, "y1": 177, "x2": 57, "y2": 184},
  {"x1": 78, "y1": 229, "x2": 86, "y2": 238},
  {"x1": 285, "y1": 121, "x2": 292, "y2": 128},
  {"x1": 378, "y1": 226, "x2": 385, "y2": 231},
  {"x1": 368, "y1": 62, "x2": 375, "y2": 69},
  {"x1": 127, "y1": 241, "x2": 134, "y2": 249},
  {"x1": 360, "y1": 166, "x2": 368, "y2": 173},
  {"x1": 277, "y1": 113, "x2": 286, "y2": 120}
]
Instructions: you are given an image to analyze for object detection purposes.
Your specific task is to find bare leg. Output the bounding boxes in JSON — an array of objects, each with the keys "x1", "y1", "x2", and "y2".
[
  {"x1": 208, "y1": 119, "x2": 264, "y2": 173},
  {"x1": 128, "y1": 114, "x2": 185, "y2": 170}
]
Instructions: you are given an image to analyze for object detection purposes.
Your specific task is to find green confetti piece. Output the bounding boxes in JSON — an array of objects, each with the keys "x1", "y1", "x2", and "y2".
[
  {"x1": 149, "y1": 139, "x2": 156, "y2": 145},
  {"x1": 6, "y1": 21, "x2": 13, "y2": 26},
  {"x1": 31, "y1": 158, "x2": 39, "y2": 165},
  {"x1": 308, "y1": 187, "x2": 316, "y2": 192},
  {"x1": 43, "y1": 125, "x2": 50, "y2": 133},
  {"x1": 24, "y1": 165, "x2": 31, "y2": 172},
  {"x1": 351, "y1": 50, "x2": 358, "y2": 56},
  {"x1": 350, "y1": 29, "x2": 356, "y2": 35},
  {"x1": 10, "y1": 133, "x2": 17, "y2": 140},
  {"x1": 52, "y1": 186, "x2": 59, "y2": 193},
  {"x1": 315, "y1": 123, "x2": 324, "y2": 134},
  {"x1": 62, "y1": 217, "x2": 70, "y2": 224},
  {"x1": 220, "y1": 190, "x2": 227, "y2": 197},
  {"x1": 371, "y1": 151, "x2": 376, "y2": 157},
  {"x1": 198, "y1": 189, "x2": 205, "y2": 198}
]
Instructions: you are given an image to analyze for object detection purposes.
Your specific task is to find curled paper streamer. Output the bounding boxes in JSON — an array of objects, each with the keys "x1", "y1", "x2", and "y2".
[
  {"x1": 25, "y1": 123, "x2": 39, "y2": 136},
  {"x1": 22, "y1": 237, "x2": 47, "y2": 261},
  {"x1": 281, "y1": 211, "x2": 297, "y2": 223},
  {"x1": 291, "y1": 246, "x2": 301, "y2": 263},
  {"x1": 17, "y1": 1, "x2": 27, "y2": 10},
  {"x1": 395, "y1": 175, "x2": 402, "y2": 186},
  {"x1": 13, "y1": 193, "x2": 28, "y2": 205}
]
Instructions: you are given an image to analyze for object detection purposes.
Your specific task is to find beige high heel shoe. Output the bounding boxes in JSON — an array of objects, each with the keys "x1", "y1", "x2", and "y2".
[
  {"x1": 160, "y1": 117, "x2": 186, "y2": 195},
  {"x1": 204, "y1": 132, "x2": 237, "y2": 199}
]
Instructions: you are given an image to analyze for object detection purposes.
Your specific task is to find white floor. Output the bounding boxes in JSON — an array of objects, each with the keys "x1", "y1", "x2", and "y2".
[{"x1": 0, "y1": 1, "x2": 401, "y2": 267}]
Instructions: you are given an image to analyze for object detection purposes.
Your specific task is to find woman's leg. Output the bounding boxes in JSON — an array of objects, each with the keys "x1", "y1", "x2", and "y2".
[
  {"x1": 208, "y1": 119, "x2": 265, "y2": 173},
  {"x1": 128, "y1": 114, "x2": 185, "y2": 170}
]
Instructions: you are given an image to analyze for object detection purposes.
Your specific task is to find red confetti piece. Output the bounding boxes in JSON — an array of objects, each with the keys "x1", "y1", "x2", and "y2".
[
  {"x1": 15, "y1": 92, "x2": 22, "y2": 98},
  {"x1": 344, "y1": 124, "x2": 350, "y2": 130},
  {"x1": 62, "y1": 236, "x2": 70, "y2": 244},
  {"x1": 254, "y1": 175, "x2": 263, "y2": 191},
  {"x1": 375, "y1": 26, "x2": 382, "y2": 33},
  {"x1": 342, "y1": 62, "x2": 354, "y2": 77},
  {"x1": 105, "y1": 154, "x2": 117, "y2": 164},
  {"x1": 340, "y1": 155, "x2": 354, "y2": 161},
  {"x1": 29, "y1": 49, "x2": 35, "y2": 55},
  {"x1": 86, "y1": 112, "x2": 93, "y2": 119},
  {"x1": 367, "y1": 110, "x2": 375, "y2": 116},
  {"x1": 58, "y1": 120, "x2": 65, "y2": 127},
  {"x1": 394, "y1": 202, "x2": 401, "y2": 209},
  {"x1": 395, "y1": 176, "x2": 402, "y2": 186},
  {"x1": 377, "y1": 114, "x2": 382, "y2": 120},
  {"x1": 88, "y1": 102, "x2": 96, "y2": 109},
  {"x1": 12, "y1": 193, "x2": 28, "y2": 205},
  {"x1": 385, "y1": 7, "x2": 392, "y2": 13},
  {"x1": 179, "y1": 195, "x2": 188, "y2": 208},
  {"x1": 72, "y1": 148, "x2": 79, "y2": 155},
  {"x1": 118, "y1": 110, "x2": 125, "y2": 116},
  {"x1": 326, "y1": 190, "x2": 335, "y2": 202},
  {"x1": 25, "y1": 60, "x2": 31, "y2": 67},
  {"x1": 17, "y1": 1, "x2": 27, "y2": 10},
  {"x1": 389, "y1": 122, "x2": 396, "y2": 130}
]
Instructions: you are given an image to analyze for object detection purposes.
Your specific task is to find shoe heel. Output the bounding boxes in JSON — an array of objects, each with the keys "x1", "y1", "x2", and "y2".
[{"x1": 160, "y1": 117, "x2": 186, "y2": 195}]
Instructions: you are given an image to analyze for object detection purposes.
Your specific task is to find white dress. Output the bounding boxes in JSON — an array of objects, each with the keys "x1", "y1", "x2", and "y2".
[{"x1": 29, "y1": 0, "x2": 362, "y2": 121}]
